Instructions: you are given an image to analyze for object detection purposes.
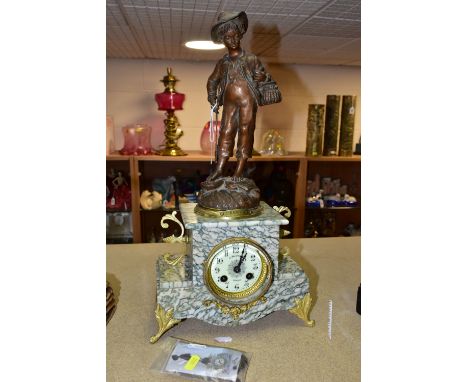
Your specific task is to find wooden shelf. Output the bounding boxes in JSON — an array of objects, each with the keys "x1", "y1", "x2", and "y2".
[
  {"x1": 106, "y1": 153, "x2": 133, "y2": 160},
  {"x1": 116, "y1": 151, "x2": 305, "y2": 162},
  {"x1": 306, "y1": 155, "x2": 361, "y2": 162},
  {"x1": 107, "y1": 151, "x2": 359, "y2": 162}
]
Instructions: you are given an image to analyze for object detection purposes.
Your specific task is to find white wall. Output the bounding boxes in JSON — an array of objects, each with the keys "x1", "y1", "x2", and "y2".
[{"x1": 107, "y1": 58, "x2": 361, "y2": 153}]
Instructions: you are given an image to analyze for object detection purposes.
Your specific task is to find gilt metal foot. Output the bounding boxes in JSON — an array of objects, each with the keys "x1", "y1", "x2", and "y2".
[
  {"x1": 149, "y1": 304, "x2": 181, "y2": 344},
  {"x1": 289, "y1": 292, "x2": 315, "y2": 327}
]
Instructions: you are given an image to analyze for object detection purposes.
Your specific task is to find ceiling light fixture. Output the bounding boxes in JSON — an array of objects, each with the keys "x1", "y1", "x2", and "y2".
[{"x1": 185, "y1": 41, "x2": 225, "y2": 50}]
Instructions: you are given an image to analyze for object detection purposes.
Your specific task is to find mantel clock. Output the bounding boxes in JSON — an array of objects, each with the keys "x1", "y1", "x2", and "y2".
[
  {"x1": 150, "y1": 203, "x2": 314, "y2": 343},
  {"x1": 150, "y1": 10, "x2": 314, "y2": 344}
]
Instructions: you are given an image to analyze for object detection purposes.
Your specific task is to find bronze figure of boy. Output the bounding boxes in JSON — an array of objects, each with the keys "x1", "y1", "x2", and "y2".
[
  {"x1": 196, "y1": 11, "x2": 281, "y2": 215},
  {"x1": 207, "y1": 11, "x2": 277, "y2": 180}
]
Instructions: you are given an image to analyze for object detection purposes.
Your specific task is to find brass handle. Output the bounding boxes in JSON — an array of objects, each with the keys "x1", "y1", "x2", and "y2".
[
  {"x1": 160, "y1": 211, "x2": 187, "y2": 243},
  {"x1": 273, "y1": 205, "x2": 291, "y2": 218},
  {"x1": 273, "y1": 206, "x2": 292, "y2": 238}
]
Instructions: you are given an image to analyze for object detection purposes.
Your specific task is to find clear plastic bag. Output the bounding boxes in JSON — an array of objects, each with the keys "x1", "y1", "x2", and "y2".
[{"x1": 150, "y1": 337, "x2": 251, "y2": 382}]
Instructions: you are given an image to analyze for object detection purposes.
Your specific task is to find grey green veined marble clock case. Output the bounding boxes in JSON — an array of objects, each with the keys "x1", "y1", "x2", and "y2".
[{"x1": 155, "y1": 202, "x2": 310, "y2": 326}]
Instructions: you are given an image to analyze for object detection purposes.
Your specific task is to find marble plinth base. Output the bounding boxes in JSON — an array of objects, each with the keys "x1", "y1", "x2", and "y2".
[{"x1": 156, "y1": 253, "x2": 309, "y2": 326}]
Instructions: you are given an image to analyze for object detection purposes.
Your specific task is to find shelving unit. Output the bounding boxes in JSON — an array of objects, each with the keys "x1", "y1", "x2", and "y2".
[{"x1": 106, "y1": 151, "x2": 360, "y2": 243}]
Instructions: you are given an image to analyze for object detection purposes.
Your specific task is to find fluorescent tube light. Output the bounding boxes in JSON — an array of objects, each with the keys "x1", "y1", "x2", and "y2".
[{"x1": 185, "y1": 41, "x2": 225, "y2": 50}]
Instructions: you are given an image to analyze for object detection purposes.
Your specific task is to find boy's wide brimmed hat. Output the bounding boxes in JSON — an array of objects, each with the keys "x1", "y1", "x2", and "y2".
[{"x1": 211, "y1": 11, "x2": 248, "y2": 43}]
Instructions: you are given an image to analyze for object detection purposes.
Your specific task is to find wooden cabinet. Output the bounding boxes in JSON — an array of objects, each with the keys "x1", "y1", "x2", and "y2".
[{"x1": 106, "y1": 151, "x2": 360, "y2": 243}]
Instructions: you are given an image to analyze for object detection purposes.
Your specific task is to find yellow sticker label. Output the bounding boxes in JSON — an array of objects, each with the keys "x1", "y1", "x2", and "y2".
[{"x1": 184, "y1": 355, "x2": 201, "y2": 370}]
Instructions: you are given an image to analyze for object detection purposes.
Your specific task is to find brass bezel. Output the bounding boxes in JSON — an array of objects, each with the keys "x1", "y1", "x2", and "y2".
[{"x1": 204, "y1": 237, "x2": 273, "y2": 305}]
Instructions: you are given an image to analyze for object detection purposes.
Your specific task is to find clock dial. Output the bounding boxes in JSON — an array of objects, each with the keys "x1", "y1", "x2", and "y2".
[
  {"x1": 204, "y1": 238, "x2": 273, "y2": 304},
  {"x1": 210, "y1": 243, "x2": 262, "y2": 293}
]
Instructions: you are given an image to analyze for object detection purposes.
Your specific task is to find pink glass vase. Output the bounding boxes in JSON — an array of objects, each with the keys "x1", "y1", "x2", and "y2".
[
  {"x1": 119, "y1": 124, "x2": 153, "y2": 155},
  {"x1": 200, "y1": 121, "x2": 221, "y2": 155}
]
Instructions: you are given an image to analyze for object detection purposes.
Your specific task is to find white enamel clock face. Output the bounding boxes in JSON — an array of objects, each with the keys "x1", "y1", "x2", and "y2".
[{"x1": 204, "y1": 238, "x2": 273, "y2": 304}]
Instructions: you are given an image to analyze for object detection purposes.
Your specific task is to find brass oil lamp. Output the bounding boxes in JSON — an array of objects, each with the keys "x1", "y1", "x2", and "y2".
[{"x1": 155, "y1": 68, "x2": 187, "y2": 156}]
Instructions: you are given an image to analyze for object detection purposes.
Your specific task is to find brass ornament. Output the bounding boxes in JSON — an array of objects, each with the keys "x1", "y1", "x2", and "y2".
[
  {"x1": 203, "y1": 296, "x2": 267, "y2": 320},
  {"x1": 273, "y1": 205, "x2": 291, "y2": 218},
  {"x1": 288, "y1": 292, "x2": 315, "y2": 327},
  {"x1": 279, "y1": 246, "x2": 290, "y2": 260},
  {"x1": 150, "y1": 304, "x2": 181, "y2": 344},
  {"x1": 279, "y1": 228, "x2": 291, "y2": 238},
  {"x1": 194, "y1": 204, "x2": 262, "y2": 220},
  {"x1": 160, "y1": 211, "x2": 187, "y2": 243},
  {"x1": 161, "y1": 255, "x2": 186, "y2": 281},
  {"x1": 162, "y1": 252, "x2": 185, "y2": 266},
  {"x1": 273, "y1": 205, "x2": 292, "y2": 237}
]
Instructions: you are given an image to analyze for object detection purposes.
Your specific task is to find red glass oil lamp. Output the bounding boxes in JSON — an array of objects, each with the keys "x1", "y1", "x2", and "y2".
[{"x1": 155, "y1": 68, "x2": 187, "y2": 156}]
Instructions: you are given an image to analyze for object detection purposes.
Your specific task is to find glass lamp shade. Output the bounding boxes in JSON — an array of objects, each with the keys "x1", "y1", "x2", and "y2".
[
  {"x1": 155, "y1": 91, "x2": 185, "y2": 111},
  {"x1": 119, "y1": 124, "x2": 153, "y2": 155}
]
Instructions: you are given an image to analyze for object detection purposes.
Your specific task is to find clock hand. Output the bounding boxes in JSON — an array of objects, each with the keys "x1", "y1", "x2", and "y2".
[{"x1": 234, "y1": 244, "x2": 247, "y2": 273}]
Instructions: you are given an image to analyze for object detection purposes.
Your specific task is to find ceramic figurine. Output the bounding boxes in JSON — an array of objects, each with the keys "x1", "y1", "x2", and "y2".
[
  {"x1": 107, "y1": 170, "x2": 131, "y2": 210},
  {"x1": 140, "y1": 190, "x2": 163, "y2": 210},
  {"x1": 113, "y1": 171, "x2": 128, "y2": 188},
  {"x1": 152, "y1": 176, "x2": 176, "y2": 203}
]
